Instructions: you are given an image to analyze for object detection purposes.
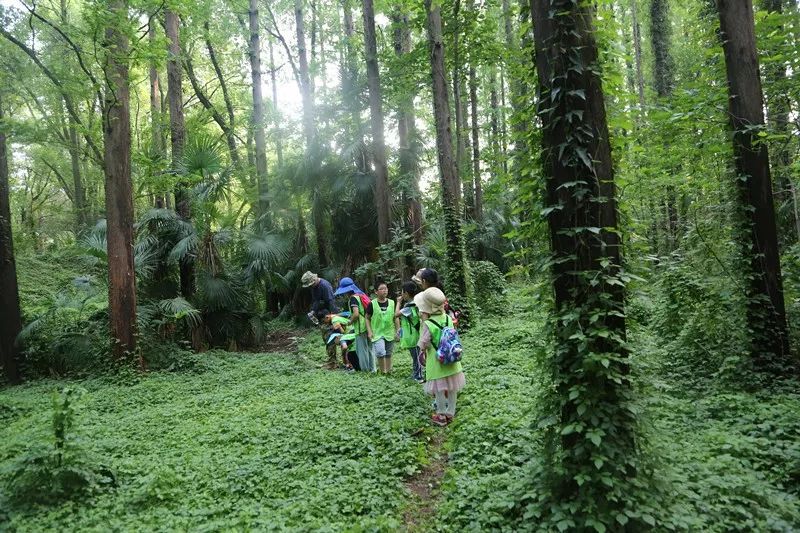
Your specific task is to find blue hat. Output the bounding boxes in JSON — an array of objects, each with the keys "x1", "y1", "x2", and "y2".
[{"x1": 334, "y1": 277, "x2": 364, "y2": 296}]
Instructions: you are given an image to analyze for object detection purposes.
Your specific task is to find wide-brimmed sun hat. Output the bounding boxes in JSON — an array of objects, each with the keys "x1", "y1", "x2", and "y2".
[
  {"x1": 414, "y1": 287, "x2": 446, "y2": 315},
  {"x1": 334, "y1": 277, "x2": 364, "y2": 296},
  {"x1": 301, "y1": 271, "x2": 319, "y2": 288}
]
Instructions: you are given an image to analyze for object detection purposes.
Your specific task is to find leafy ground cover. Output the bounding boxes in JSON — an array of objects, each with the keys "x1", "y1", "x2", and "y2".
[{"x1": 2, "y1": 288, "x2": 800, "y2": 531}]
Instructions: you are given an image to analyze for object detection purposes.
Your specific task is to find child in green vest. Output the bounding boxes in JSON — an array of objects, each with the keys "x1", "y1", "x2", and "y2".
[
  {"x1": 321, "y1": 311, "x2": 358, "y2": 371},
  {"x1": 334, "y1": 277, "x2": 374, "y2": 372},
  {"x1": 366, "y1": 282, "x2": 396, "y2": 374},
  {"x1": 395, "y1": 281, "x2": 423, "y2": 382},
  {"x1": 415, "y1": 287, "x2": 465, "y2": 426}
]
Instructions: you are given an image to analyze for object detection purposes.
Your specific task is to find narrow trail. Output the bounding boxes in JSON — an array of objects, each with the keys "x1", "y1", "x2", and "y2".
[{"x1": 403, "y1": 427, "x2": 449, "y2": 531}]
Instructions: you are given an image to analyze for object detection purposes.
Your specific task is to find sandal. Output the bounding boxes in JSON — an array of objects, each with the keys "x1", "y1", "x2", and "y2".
[{"x1": 431, "y1": 414, "x2": 448, "y2": 427}]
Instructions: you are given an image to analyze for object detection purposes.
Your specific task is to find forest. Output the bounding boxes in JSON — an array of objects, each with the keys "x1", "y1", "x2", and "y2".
[{"x1": 1, "y1": 0, "x2": 799, "y2": 530}]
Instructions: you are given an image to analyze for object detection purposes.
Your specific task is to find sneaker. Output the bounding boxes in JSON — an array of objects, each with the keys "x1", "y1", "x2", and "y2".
[{"x1": 431, "y1": 414, "x2": 448, "y2": 427}]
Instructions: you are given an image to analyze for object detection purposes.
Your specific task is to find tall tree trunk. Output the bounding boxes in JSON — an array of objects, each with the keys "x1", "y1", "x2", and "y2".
[
  {"x1": 0, "y1": 96, "x2": 22, "y2": 384},
  {"x1": 341, "y1": 0, "x2": 366, "y2": 171},
  {"x1": 453, "y1": 0, "x2": 469, "y2": 214},
  {"x1": 67, "y1": 119, "x2": 87, "y2": 227},
  {"x1": 632, "y1": 0, "x2": 646, "y2": 110},
  {"x1": 393, "y1": 8, "x2": 423, "y2": 248},
  {"x1": 425, "y1": 0, "x2": 472, "y2": 329},
  {"x1": 362, "y1": 0, "x2": 392, "y2": 244},
  {"x1": 717, "y1": 0, "x2": 790, "y2": 369},
  {"x1": 165, "y1": 9, "x2": 193, "y2": 300},
  {"x1": 489, "y1": 66, "x2": 501, "y2": 180},
  {"x1": 268, "y1": 37, "x2": 283, "y2": 168},
  {"x1": 760, "y1": 0, "x2": 797, "y2": 245},
  {"x1": 148, "y1": 20, "x2": 166, "y2": 208},
  {"x1": 530, "y1": 0, "x2": 634, "y2": 519},
  {"x1": 650, "y1": 0, "x2": 674, "y2": 98},
  {"x1": 469, "y1": 59, "x2": 483, "y2": 225},
  {"x1": 649, "y1": 0, "x2": 678, "y2": 251},
  {"x1": 102, "y1": 0, "x2": 138, "y2": 364},
  {"x1": 59, "y1": 4, "x2": 87, "y2": 230},
  {"x1": 295, "y1": 0, "x2": 315, "y2": 149},
  {"x1": 249, "y1": 0, "x2": 270, "y2": 225}
]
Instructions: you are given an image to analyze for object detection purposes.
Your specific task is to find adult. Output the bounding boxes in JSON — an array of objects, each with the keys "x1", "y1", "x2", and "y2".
[
  {"x1": 302, "y1": 271, "x2": 339, "y2": 368},
  {"x1": 334, "y1": 277, "x2": 375, "y2": 372},
  {"x1": 365, "y1": 281, "x2": 396, "y2": 374},
  {"x1": 414, "y1": 268, "x2": 458, "y2": 327}
]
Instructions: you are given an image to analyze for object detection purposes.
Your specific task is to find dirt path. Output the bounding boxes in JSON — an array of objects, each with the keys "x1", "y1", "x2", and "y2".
[{"x1": 403, "y1": 428, "x2": 449, "y2": 531}]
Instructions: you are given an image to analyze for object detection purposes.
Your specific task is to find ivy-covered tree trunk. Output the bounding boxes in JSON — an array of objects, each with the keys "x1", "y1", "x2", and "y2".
[
  {"x1": 717, "y1": 0, "x2": 790, "y2": 370},
  {"x1": 530, "y1": 0, "x2": 637, "y2": 525},
  {"x1": 649, "y1": 0, "x2": 679, "y2": 252},
  {"x1": 102, "y1": 0, "x2": 138, "y2": 364},
  {"x1": 362, "y1": 0, "x2": 392, "y2": 245},
  {"x1": 248, "y1": 0, "x2": 270, "y2": 225},
  {"x1": 0, "y1": 95, "x2": 22, "y2": 384},
  {"x1": 425, "y1": 0, "x2": 472, "y2": 329}
]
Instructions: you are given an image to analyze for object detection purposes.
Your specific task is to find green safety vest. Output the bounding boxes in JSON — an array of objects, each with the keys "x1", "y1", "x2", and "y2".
[
  {"x1": 330, "y1": 315, "x2": 356, "y2": 342},
  {"x1": 424, "y1": 314, "x2": 463, "y2": 380},
  {"x1": 350, "y1": 297, "x2": 367, "y2": 335},
  {"x1": 370, "y1": 298, "x2": 396, "y2": 342},
  {"x1": 399, "y1": 303, "x2": 420, "y2": 349}
]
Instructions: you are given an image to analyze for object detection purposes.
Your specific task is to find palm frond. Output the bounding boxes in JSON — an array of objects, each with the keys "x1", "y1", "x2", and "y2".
[
  {"x1": 158, "y1": 297, "x2": 202, "y2": 328},
  {"x1": 169, "y1": 233, "x2": 199, "y2": 264}
]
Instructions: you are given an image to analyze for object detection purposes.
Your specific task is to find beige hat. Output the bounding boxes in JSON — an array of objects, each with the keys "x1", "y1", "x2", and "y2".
[
  {"x1": 415, "y1": 287, "x2": 446, "y2": 315},
  {"x1": 301, "y1": 271, "x2": 319, "y2": 288}
]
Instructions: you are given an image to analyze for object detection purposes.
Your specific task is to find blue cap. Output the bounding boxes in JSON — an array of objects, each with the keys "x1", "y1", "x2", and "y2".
[{"x1": 334, "y1": 277, "x2": 364, "y2": 296}]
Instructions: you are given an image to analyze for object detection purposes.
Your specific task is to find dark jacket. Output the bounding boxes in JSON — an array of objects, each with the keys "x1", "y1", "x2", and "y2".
[{"x1": 310, "y1": 278, "x2": 339, "y2": 313}]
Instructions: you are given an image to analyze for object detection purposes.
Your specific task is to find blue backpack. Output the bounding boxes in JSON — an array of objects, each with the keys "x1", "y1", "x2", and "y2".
[{"x1": 428, "y1": 317, "x2": 463, "y2": 364}]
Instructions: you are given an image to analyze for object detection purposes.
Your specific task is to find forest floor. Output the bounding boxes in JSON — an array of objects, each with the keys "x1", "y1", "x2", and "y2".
[{"x1": 2, "y1": 290, "x2": 800, "y2": 531}]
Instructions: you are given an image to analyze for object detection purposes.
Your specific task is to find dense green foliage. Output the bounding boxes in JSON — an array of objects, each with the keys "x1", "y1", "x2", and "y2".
[{"x1": 2, "y1": 288, "x2": 799, "y2": 530}]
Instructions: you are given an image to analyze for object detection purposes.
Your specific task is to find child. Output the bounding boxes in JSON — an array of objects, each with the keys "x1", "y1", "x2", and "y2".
[
  {"x1": 415, "y1": 287, "x2": 465, "y2": 426},
  {"x1": 365, "y1": 282, "x2": 396, "y2": 374},
  {"x1": 321, "y1": 311, "x2": 358, "y2": 371},
  {"x1": 395, "y1": 281, "x2": 423, "y2": 382},
  {"x1": 334, "y1": 277, "x2": 374, "y2": 372}
]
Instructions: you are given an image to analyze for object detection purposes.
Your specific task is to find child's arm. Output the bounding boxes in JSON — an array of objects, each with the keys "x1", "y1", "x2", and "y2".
[
  {"x1": 393, "y1": 296, "x2": 404, "y2": 318},
  {"x1": 394, "y1": 315, "x2": 401, "y2": 340}
]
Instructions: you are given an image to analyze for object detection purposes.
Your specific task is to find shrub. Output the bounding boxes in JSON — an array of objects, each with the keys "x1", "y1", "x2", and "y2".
[
  {"x1": 1, "y1": 387, "x2": 115, "y2": 507},
  {"x1": 470, "y1": 260, "x2": 508, "y2": 314}
]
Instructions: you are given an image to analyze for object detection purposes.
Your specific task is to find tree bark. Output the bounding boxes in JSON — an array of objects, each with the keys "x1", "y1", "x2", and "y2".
[
  {"x1": 341, "y1": 0, "x2": 366, "y2": 171},
  {"x1": 362, "y1": 0, "x2": 392, "y2": 244},
  {"x1": 393, "y1": 8, "x2": 423, "y2": 247},
  {"x1": 295, "y1": 0, "x2": 315, "y2": 149},
  {"x1": 268, "y1": 37, "x2": 283, "y2": 168},
  {"x1": 469, "y1": 60, "x2": 483, "y2": 225},
  {"x1": 0, "y1": 96, "x2": 23, "y2": 384},
  {"x1": 102, "y1": 0, "x2": 138, "y2": 363},
  {"x1": 165, "y1": 9, "x2": 193, "y2": 300},
  {"x1": 760, "y1": 0, "x2": 797, "y2": 245},
  {"x1": 531, "y1": 0, "x2": 633, "y2": 513},
  {"x1": 632, "y1": 0, "x2": 646, "y2": 110},
  {"x1": 717, "y1": 0, "x2": 790, "y2": 368},
  {"x1": 249, "y1": 0, "x2": 270, "y2": 225},
  {"x1": 650, "y1": 0, "x2": 674, "y2": 98},
  {"x1": 425, "y1": 0, "x2": 472, "y2": 328},
  {"x1": 148, "y1": 20, "x2": 166, "y2": 208}
]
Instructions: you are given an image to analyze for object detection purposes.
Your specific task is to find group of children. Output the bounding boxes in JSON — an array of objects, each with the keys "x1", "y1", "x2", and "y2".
[{"x1": 314, "y1": 268, "x2": 465, "y2": 426}]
